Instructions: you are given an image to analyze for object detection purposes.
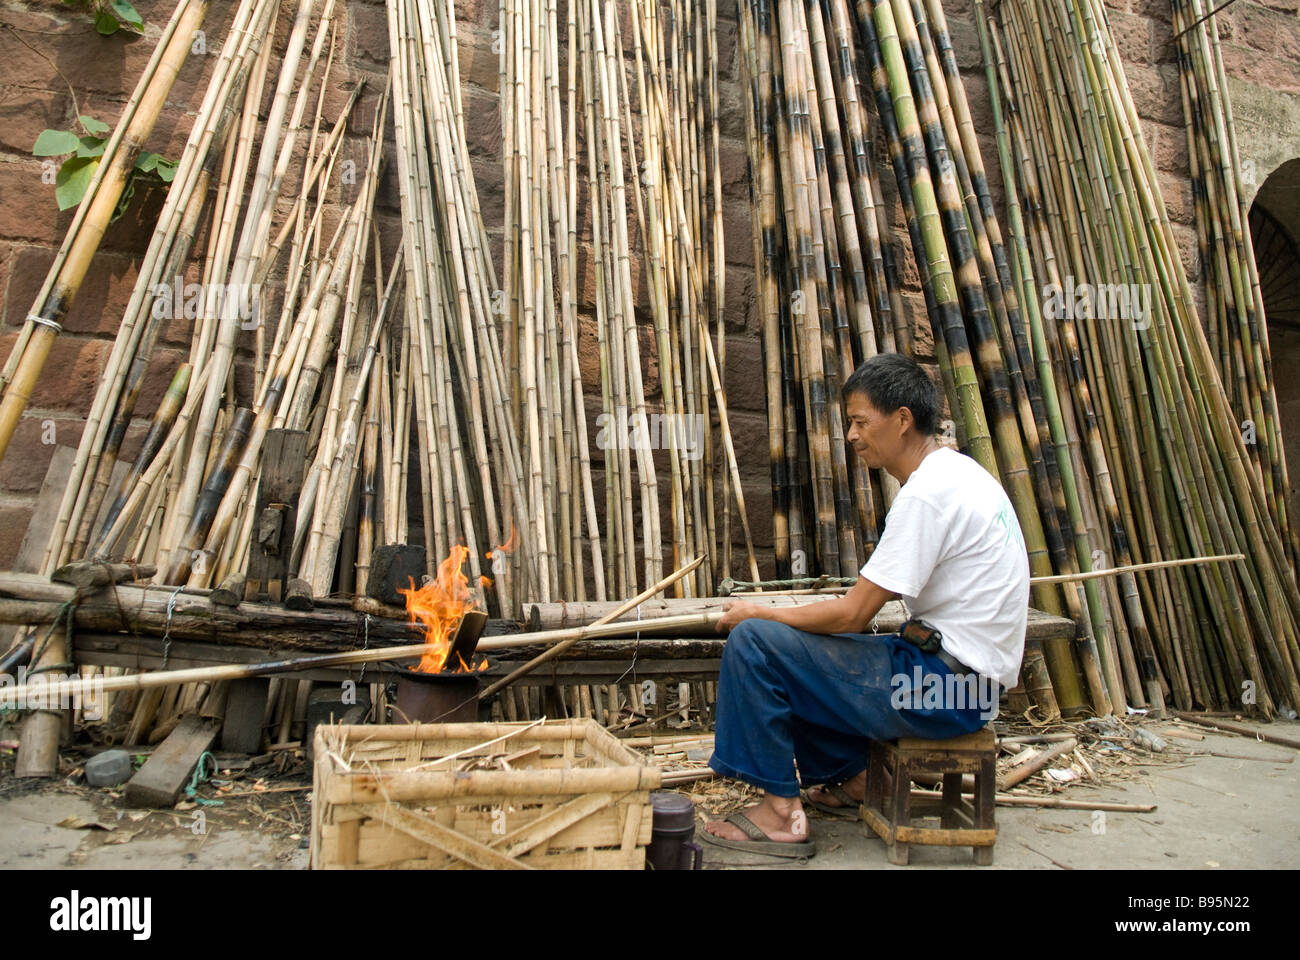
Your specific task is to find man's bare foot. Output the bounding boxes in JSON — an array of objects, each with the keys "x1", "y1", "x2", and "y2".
[
  {"x1": 704, "y1": 793, "x2": 809, "y2": 843},
  {"x1": 806, "y1": 769, "x2": 868, "y2": 809}
]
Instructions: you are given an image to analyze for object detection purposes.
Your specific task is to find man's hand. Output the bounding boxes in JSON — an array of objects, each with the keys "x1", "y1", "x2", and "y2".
[{"x1": 716, "y1": 599, "x2": 765, "y2": 633}]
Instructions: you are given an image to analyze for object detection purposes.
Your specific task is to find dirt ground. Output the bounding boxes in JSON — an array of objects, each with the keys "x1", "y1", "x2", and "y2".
[
  {"x1": 0, "y1": 739, "x2": 311, "y2": 870},
  {"x1": 0, "y1": 717, "x2": 1295, "y2": 870}
]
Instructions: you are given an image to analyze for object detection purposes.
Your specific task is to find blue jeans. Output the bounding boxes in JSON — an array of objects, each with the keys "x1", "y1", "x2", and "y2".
[{"x1": 708, "y1": 618, "x2": 992, "y2": 797}]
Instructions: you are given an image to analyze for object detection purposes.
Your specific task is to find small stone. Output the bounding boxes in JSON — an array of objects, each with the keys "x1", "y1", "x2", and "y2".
[{"x1": 84, "y1": 749, "x2": 132, "y2": 787}]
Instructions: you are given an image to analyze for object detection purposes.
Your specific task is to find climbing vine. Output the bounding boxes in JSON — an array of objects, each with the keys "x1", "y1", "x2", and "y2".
[
  {"x1": 33, "y1": 115, "x2": 176, "y2": 217},
  {"x1": 62, "y1": 0, "x2": 145, "y2": 36}
]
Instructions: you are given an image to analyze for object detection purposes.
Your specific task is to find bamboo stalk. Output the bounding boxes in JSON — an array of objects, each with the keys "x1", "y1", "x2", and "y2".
[
  {"x1": 0, "y1": 611, "x2": 726, "y2": 706},
  {"x1": 480, "y1": 555, "x2": 705, "y2": 699}
]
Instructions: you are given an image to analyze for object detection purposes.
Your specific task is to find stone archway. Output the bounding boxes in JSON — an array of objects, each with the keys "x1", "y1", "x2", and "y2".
[{"x1": 1249, "y1": 159, "x2": 1300, "y2": 532}]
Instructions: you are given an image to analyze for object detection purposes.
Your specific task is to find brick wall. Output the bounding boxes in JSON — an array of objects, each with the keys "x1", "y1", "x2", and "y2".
[{"x1": 1, "y1": 0, "x2": 1299, "y2": 579}]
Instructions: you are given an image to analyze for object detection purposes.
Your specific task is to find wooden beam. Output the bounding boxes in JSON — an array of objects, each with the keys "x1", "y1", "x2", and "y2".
[
  {"x1": 124, "y1": 715, "x2": 221, "y2": 808},
  {"x1": 0, "y1": 571, "x2": 521, "y2": 652}
]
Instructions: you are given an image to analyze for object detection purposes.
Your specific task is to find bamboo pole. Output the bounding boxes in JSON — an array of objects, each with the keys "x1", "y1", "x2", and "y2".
[
  {"x1": 480, "y1": 556, "x2": 705, "y2": 700},
  {"x1": 0, "y1": 0, "x2": 211, "y2": 470},
  {"x1": 0, "y1": 611, "x2": 726, "y2": 707}
]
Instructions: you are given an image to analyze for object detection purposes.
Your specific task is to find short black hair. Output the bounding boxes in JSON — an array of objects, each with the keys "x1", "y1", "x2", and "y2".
[{"x1": 841, "y1": 353, "x2": 939, "y2": 435}]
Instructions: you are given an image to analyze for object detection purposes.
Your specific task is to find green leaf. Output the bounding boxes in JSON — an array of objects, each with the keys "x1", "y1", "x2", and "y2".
[
  {"x1": 78, "y1": 115, "x2": 110, "y2": 136},
  {"x1": 94, "y1": 8, "x2": 119, "y2": 34},
  {"x1": 32, "y1": 129, "x2": 80, "y2": 156},
  {"x1": 55, "y1": 156, "x2": 98, "y2": 210},
  {"x1": 134, "y1": 151, "x2": 158, "y2": 172},
  {"x1": 75, "y1": 136, "x2": 106, "y2": 158},
  {"x1": 110, "y1": 0, "x2": 144, "y2": 30},
  {"x1": 154, "y1": 158, "x2": 177, "y2": 183}
]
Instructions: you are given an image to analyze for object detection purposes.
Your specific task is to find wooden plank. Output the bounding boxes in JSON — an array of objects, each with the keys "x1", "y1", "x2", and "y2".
[
  {"x1": 124, "y1": 715, "x2": 221, "y2": 808},
  {"x1": 896, "y1": 726, "x2": 996, "y2": 752},
  {"x1": 893, "y1": 824, "x2": 997, "y2": 847},
  {"x1": 221, "y1": 677, "x2": 269, "y2": 754},
  {"x1": 10, "y1": 446, "x2": 77, "y2": 572},
  {"x1": 0, "y1": 445, "x2": 76, "y2": 658},
  {"x1": 246, "y1": 429, "x2": 307, "y2": 603}
]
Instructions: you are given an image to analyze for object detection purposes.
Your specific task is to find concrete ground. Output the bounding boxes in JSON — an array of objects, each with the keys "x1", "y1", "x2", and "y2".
[
  {"x1": 696, "y1": 719, "x2": 1300, "y2": 870},
  {"x1": 0, "y1": 719, "x2": 1294, "y2": 869}
]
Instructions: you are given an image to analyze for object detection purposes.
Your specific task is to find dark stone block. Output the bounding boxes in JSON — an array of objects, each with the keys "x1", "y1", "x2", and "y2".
[{"x1": 368, "y1": 543, "x2": 427, "y2": 605}]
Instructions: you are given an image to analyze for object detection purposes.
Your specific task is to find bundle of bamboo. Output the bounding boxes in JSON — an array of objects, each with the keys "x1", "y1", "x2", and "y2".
[
  {"x1": 496, "y1": 0, "x2": 753, "y2": 609},
  {"x1": 11, "y1": 0, "x2": 346, "y2": 775},
  {"x1": 1170, "y1": 0, "x2": 1296, "y2": 571},
  {"x1": 983, "y1": 0, "x2": 1300, "y2": 717},
  {"x1": 382, "y1": 0, "x2": 518, "y2": 611},
  {"x1": 736, "y1": 0, "x2": 1300, "y2": 719},
  {"x1": 23, "y1": 0, "x2": 753, "y2": 630},
  {"x1": 736, "y1": 0, "x2": 1096, "y2": 716}
]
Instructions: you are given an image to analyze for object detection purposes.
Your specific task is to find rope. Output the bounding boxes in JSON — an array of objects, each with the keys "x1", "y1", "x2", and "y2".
[
  {"x1": 26, "y1": 597, "x2": 79, "y2": 677},
  {"x1": 358, "y1": 614, "x2": 371, "y2": 684},
  {"x1": 718, "y1": 575, "x2": 856, "y2": 595},
  {"x1": 184, "y1": 751, "x2": 224, "y2": 806},
  {"x1": 160, "y1": 585, "x2": 185, "y2": 669},
  {"x1": 2, "y1": 592, "x2": 80, "y2": 720}
]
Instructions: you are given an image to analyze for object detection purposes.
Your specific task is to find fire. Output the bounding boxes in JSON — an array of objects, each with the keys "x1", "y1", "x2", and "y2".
[{"x1": 399, "y1": 544, "x2": 480, "y2": 673}]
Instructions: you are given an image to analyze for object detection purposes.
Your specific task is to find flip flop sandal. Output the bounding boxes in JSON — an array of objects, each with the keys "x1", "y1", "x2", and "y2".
[
  {"x1": 804, "y1": 783, "x2": 862, "y2": 821},
  {"x1": 697, "y1": 812, "x2": 817, "y2": 859}
]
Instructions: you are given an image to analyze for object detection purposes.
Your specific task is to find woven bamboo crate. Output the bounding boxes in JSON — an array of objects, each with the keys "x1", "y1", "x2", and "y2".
[{"x1": 310, "y1": 719, "x2": 661, "y2": 869}]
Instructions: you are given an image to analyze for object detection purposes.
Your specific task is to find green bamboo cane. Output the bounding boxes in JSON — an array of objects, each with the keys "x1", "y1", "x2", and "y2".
[{"x1": 977, "y1": 0, "x2": 1112, "y2": 714}]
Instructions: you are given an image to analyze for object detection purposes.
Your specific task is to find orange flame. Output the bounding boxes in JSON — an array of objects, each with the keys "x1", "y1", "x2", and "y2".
[{"x1": 399, "y1": 544, "x2": 479, "y2": 673}]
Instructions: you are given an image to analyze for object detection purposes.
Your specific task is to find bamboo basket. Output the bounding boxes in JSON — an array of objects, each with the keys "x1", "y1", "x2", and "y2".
[{"x1": 310, "y1": 720, "x2": 660, "y2": 870}]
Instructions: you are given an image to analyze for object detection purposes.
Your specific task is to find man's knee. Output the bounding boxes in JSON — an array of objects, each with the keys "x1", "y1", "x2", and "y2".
[
  {"x1": 725, "y1": 617, "x2": 779, "y2": 651},
  {"x1": 724, "y1": 617, "x2": 798, "y2": 663}
]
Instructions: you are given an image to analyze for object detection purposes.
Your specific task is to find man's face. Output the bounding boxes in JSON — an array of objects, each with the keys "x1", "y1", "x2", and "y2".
[{"x1": 845, "y1": 392, "x2": 905, "y2": 469}]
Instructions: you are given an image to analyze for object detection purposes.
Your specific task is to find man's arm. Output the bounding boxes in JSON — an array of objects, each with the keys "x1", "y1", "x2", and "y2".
[{"x1": 715, "y1": 576, "x2": 898, "y2": 635}]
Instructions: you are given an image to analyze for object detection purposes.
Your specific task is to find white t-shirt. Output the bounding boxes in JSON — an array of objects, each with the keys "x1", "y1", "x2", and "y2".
[{"x1": 861, "y1": 447, "x2": 1030, "y2": 689}]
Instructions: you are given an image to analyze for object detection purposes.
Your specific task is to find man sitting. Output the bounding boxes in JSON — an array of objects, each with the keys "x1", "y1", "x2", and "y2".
[{"x1": 701, "y1": 353, "x2": 1030, "y2": 857}]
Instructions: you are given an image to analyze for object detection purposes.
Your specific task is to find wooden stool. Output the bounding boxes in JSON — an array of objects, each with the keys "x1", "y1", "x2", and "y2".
[{"x1": 860, "y1": 725, "x2": 997, "y2": 865}]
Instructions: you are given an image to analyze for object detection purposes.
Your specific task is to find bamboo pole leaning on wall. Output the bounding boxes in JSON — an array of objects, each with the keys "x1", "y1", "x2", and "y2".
[
  {"x1": 0, "y1": 0, "x2": 211, "y2": 466},
  {"x1": 984, "y1": 0, "x2": 1300, "y2": 717}
]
